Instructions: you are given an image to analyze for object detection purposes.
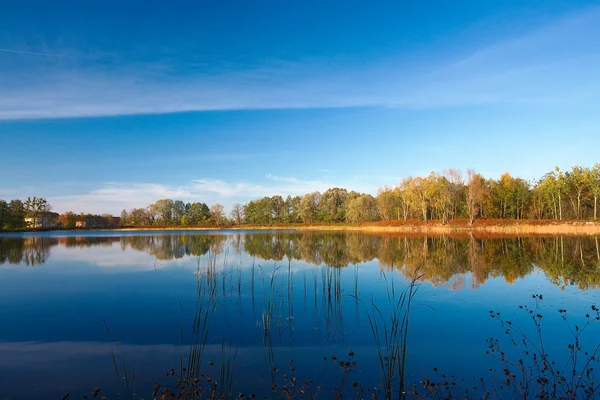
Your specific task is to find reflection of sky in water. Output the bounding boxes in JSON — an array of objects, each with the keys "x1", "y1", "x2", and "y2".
[{"x1": 0, "y1": 231, "x2": 598, "y2": 399}]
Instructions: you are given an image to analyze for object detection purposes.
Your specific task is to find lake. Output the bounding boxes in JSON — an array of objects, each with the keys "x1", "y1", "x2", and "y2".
[{"x1": 0, "y1": 230, "x2": 599, "y2": 399}]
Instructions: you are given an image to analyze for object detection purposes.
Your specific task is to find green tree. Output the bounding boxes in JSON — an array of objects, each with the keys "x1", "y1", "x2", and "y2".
[
  {"x1": 320, "y1": 188, "x2": 348, "y2": 222},
  {"x1": 188, "y1": 202, "x2": 210, "y2": 225},
  {"x1": 120, "y1": 209, "x2": 129, "y2": 226},
  {"x1": 271, "y1": 195, "x2": 284, "y2": 222},
  {"x1": 282, "y1": 195, "x2": 301, "y2": 223},
  {"x1": 6, "y1": 200, "x2": 25, "y2": 230},
  {"x1": 299, "y1": 192, "x2": 321, "y2": 223},
  {"x1": 0, "y1": 200, "x2": 8, "y2": 230},
  {"x1": 173, "y1": 200, "x2": 186, "y2": 225},
  {"x1": 243, "y1": 197, "x2": 273, "y2": 224},
  {"x1": 513, "y1": 178, "x2": 531, "y2": 220},
  {"x1": 586, "y1": 163, "x2": 600, "y2": 220}
]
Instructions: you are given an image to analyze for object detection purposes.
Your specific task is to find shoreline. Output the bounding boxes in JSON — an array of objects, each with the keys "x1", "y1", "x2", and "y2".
[
  {"x1": 4, "y1": 220, "x2": 600, "y2": 236},
  {"x1": 114, "y1": 220, "x2": 600, "y2": 236}
]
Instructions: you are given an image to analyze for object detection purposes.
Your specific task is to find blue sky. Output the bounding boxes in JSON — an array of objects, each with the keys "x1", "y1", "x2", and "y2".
[{"x1": 0, "y1": 0, "x2": 599, "y2": 214}]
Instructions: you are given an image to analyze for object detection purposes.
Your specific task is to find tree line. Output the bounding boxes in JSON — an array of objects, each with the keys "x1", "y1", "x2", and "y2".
[
  {"x1": 119, "y1": 199, "x2": 225, "y2": 226},
  {"x1": 0, "y1": 197, "x2": 120, "y2": 231},
  {"x1": 0, "y1": 197, "x2": 56, "y2": 230},
  {"x1": 120, "y1": 164, "x2": 600, "y2": 226},
  {"x1": 2, "y1": 164, "x2": 599, "y2": 231}
]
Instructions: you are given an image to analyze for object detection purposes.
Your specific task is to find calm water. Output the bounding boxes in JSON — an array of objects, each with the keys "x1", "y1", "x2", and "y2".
[{"x1": 0, "y1": 231, "x2": 599, "y2": 399}]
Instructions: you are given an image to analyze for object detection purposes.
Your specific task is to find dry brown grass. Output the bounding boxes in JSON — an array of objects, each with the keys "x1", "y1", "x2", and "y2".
[
  {"x1": 116, "y1": 219, "x2": 600, "y2": 236},
  {"x1": 238, "y1": 219, "x2": 600, "y2": 236}
]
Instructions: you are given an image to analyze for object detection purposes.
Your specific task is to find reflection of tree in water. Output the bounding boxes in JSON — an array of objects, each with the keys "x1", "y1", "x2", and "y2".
[
  {"x1": 241, "y1": 232, "x2": 600, "y2": 290},
  {"x1": 529, "y1": 236, "x2": 600, "y2": 289},
  {"x1": 119, "y1": 235, "x2": 228, "y2": 260},
  {"x1": 0, "y1": 237, "x2": 55, "y2": 266},
  {"x1": 243, "y1": 232, "x2": 379, "y2": 268},
  {"x1": 59, "y1": 237, "x2": 120, "y2": 248},
  {"x1": 1, "y1": 233, "x2": 599, "y2": 289}
]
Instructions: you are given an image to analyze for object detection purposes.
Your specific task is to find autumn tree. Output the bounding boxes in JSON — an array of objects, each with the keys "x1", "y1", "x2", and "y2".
[
  {"x1": 210, "y1": 203, "x2": 225, "y2": 225},
  {"x1": 57, "y1": 211, "x2": 78, "y2": 229},
  {"x1": 129, "y1": 208, "x2": 152, "y2": 226},
  {"x1": 428, "y1": 173, "x2": 452, "y2": 223},
  {"x1": 396, "y1": 177, "x2": 413, "y2": 221},
  {"x1": 376, "y1": 186, "x2": 400, "y2": 221},
  {"x1": 444, "y1": 168, "x2": 465, "y2": 219},
  {"x1": 466, "y1": 170, "x2": 489, "y2": 224},
  {"x1": 346, "y1": 194, "x2": 378, "y2": 223},
  {"x1": 587, "y1": 163, "x2": 600, "y2": 220},
  {"x1": 408, "y1": 176, "x2": 430, "y2": 222},
  {"x1": 564, "y1": 166, "x2": 588, "y2": 220},
  {"x1": 299, "y1": 192, "x2": 321, "y2": 223},
  {"x1": 150, "y1": 199, "x2": 175, "y2": 225},
  {"x1": 555, "y1": 167, "x2": 567, "y2": 220}
]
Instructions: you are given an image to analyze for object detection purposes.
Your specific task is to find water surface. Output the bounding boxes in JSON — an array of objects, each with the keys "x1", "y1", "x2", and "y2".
[{"x1": 0, "y1": 231, "x2": 598, "y2": 399}]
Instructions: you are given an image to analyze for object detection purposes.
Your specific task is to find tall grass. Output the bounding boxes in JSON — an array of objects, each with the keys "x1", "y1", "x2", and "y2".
[
  {"x1": 188, "y1": 253, "x2": 219, "y2": 379},
  {"x1": 366, "y1": 271, "x2": 423, "y2": 400}
]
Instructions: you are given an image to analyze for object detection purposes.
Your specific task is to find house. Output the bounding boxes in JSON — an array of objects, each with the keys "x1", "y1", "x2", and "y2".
[
  {"x1": 25, "y1": 212, "x2": 59, "y2": 228},
  {"x1": 75, "y1": 219, "x2": 87, "y2": 228}
]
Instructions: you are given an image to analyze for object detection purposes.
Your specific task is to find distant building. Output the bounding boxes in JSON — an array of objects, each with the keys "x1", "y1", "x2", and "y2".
[
  {"x1": 25, "y1": 212, "x2": 59, "y2": 228},
  {"x1": 75, "y1": 219, "x2": 87, "y2": 228}
]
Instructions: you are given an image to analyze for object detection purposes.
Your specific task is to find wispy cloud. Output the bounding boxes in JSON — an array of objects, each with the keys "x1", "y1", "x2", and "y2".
[
  {"x1": 1, "y1": 6, "x2": 598, "y2": 120},
  {"x1": 48, "y1": 176, "x2": 378, "y2": 214},
  {"x1": 265, "y1": 174, "x2": 299, "y2": 183},
  {"x1": 0, "y1": 47, "x2": 80, "y2": 59}
]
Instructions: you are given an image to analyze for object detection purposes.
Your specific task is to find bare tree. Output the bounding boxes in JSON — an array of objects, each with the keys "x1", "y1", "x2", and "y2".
[
  {"x1": 229, "y1": 203, "x2": 244, "y2": 224},
  {"x1": 24, "y1": 197, "x2": 51, "y2": 228}
]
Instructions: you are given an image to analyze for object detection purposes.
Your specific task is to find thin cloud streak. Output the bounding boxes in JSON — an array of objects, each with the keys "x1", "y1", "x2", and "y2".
[
  {"x1": 1, "y1": 6, "x2": 598, "y2": 120},
  {"x1": 0, "y1": 47, "x2": 80, "y2": 59}
]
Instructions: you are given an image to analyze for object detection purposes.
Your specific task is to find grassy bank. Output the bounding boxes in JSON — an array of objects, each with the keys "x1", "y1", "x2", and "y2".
[{"x1": 115, "y1": 219, "x2": 600, "y2": 236}]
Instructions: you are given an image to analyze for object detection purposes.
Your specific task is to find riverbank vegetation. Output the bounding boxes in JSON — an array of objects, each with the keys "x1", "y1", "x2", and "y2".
[
  {"x1": 2, "y1": 164, "x2": 600, "y2": 232},
  {"x1": 117, "y1": 165, "x2": 600, "y2": 228}
]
